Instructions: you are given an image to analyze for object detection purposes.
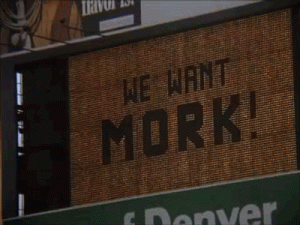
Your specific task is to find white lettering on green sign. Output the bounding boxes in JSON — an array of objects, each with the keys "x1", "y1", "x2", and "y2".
[{"x1": 124, "y1": 201, "x2": 277, "y2": 225}]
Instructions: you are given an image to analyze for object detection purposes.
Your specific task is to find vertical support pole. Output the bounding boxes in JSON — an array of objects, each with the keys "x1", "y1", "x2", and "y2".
[
  {"x1": 1, "y1": 59, "x2": 18, "y2": 218},
  {"x1": 292, "y1": 5, "x2": 300, "y2": 170},
  {"x1": 292, "y1": 4, "x2": 300, "y2": 170}
]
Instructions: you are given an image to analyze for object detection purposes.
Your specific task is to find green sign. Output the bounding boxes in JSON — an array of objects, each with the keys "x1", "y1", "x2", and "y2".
[{"x1": 4, "y1": 172, "x2": 300, "y2": 225}]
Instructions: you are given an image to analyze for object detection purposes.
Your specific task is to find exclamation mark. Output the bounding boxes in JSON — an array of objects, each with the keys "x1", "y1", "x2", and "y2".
[{"x1": 250, "y1": 91, "x2": 257, "y2": 139}]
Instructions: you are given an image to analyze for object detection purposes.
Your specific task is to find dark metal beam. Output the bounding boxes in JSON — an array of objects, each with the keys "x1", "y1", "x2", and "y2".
[{"x1": 0, "y1": 59, "x2": 18, "y2": 218}]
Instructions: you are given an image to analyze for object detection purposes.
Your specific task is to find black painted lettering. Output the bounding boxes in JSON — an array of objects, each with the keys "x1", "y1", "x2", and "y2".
[
  {"x1": 213, "y1": 94, "x2": 240, "y2": 145},
  {"x1": 102, "y1": 115, "x2": 133, "y2": 165},
  {"x1": 140, "y1": 74, "x2": 150, "y2": 102},
  {"x1": 250, "y1": 91, "x2": 256, "y2": 119},
  {"x1": 143, "y1": 109, "x2": 168, "y2": 157},
  {"x1": 178, "y1": 102, "x2": 204, "y2": 151},
  {"x1": 168, "y1": 69, "x2": 182, "y2": 96},
  {"x1": 123, "y1": 78, "x2": 138, "y2": 105},
  {"x1": 200, "y1": 62, "x2": 213, "y2": 90},
  {"x1": 185, "y1": 65, "x2": 197, "y2": 93},
  {"x1": 215, "y1": 58, "x2": 230, "y2": 86}
]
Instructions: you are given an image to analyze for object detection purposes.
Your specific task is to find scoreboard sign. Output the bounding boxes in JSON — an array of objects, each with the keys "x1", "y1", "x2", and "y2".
[
  {"x1": 77, "y1": 0, "x2": 141, "y2": 34},
  {"x1": 69, "y1": 9, "x2": 297, "y2": 205}
]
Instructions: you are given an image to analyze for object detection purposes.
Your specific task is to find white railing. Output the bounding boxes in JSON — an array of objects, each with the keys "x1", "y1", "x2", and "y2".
[{"x1": 17, "y1": 72, "x2": 25, "y2": 216}]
